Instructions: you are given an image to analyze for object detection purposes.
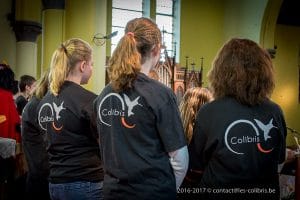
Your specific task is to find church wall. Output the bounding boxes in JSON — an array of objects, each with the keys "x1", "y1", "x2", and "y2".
[
  {"x1": 223, "y1": 0, "x2": 268, "y2": 42},
  {"x1": 180, "y1": 0, "x2": 225, "y2": 88},
  {"x1": 0, "y1": 0, "x2": 16, "y2": 72},
  {"x1": 64, "y1": 0, "x2": 107, "y2": 93},
  {"x1": 273, "y1": 24, "x2": 300, "y2": 145}
]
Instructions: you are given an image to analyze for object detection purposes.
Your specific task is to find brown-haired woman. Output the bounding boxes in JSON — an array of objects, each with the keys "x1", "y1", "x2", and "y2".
[
  {"x1": 188, "y1": 38, "x2": 286, "y2": 199},
  {"x1": 94, "y1": 17, "x2": 188, "y2": 199}
]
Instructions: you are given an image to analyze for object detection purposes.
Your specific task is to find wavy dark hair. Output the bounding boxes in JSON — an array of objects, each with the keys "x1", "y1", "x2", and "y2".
[{"x1": 208, "y1": 38, "x2": 274, "y2": 106}]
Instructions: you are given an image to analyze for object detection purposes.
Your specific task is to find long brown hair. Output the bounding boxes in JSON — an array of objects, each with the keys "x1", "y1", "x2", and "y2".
[
  {"x1": 49, "y1": 38, "x2": 92, "y2": 96},
  {"x1": 108, "y1": 17, "x2": 162, "y2": 92},
  {"x1": 208, "y1": 38, "x2": 274, "y2": 106},
  {"x1": 179, "y1": 87, "x2": 213, "y2": 144}
]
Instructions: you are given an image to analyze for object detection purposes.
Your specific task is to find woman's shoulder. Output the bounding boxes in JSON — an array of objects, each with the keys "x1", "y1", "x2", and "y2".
[
  {"x1": 25, "y1": 96, "x2": 40, "y2": 109},
  {"x1": 61, "y1": 81, "x2": 97, "y2": 101},
  {"x1": 22, "y1": 96, "x2": 40, "y2": 120},
  {"x1": 136, "y1": 73, "x2": 174, "y2": 97},
  {"x1": 261, "y1": 99, "x2": 284, "y2": 114}
]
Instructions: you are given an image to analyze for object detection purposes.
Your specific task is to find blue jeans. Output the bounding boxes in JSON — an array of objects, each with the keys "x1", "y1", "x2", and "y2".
[{"x1": 49, "y1": 181, "x2": 103, "y2": 200}]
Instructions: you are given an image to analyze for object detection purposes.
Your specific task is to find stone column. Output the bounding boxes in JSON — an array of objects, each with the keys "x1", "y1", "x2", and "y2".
[
  {"x1": 41, "y1": 0, "x2": 65, "y2": 73},
  {"x1": 13, "y1": 0, "x2": 42, "y2": 79},
  {"x1": 65, "y1": 0, "x2": 107, "y2": 93}
]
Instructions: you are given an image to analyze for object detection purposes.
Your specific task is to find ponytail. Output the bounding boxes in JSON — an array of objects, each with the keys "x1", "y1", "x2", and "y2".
[
  {"x1": 33, "y1": 70, "x2": 49, "y2": 100},
  {"x1": 108, "y1": 17, "x2": 162, "y2": 92},
  {"x1": 49, "y1": 47, "x2": 68, "y2": 96},
  {"x1": 108, "y1": 33, "x2": 141, "y2": 92}
]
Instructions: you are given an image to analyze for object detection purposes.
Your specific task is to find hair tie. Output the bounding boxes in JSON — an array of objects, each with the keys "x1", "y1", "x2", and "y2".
[
  {"x1": 61, "y1": 44, "x2": 68, "y2": 54},
  {"x1": 127, "y1": 32, "x2": 135, "y2": 37}
]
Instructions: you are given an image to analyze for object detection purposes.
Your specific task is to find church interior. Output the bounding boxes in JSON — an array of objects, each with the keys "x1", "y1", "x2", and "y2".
[{"x1": 0, "y1": 0, "x2": 300, "y2": 199}]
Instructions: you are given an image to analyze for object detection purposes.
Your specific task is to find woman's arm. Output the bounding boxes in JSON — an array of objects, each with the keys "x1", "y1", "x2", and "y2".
[{"x1": 168, "y1": 145, "x2": 189, "y2": 189}]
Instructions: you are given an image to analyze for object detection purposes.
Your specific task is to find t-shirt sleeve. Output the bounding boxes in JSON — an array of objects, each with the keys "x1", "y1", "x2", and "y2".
[
  {"x1": 21, "y1": 99, "x2": 41, "y2": 142},
  {"x1": 156, "y1": 94, "x2": 186, "y2": 152}
]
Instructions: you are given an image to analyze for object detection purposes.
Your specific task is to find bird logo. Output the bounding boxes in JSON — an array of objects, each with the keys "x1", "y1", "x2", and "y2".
[
  {"x1": 254, "y1": 119, "x2": 276, "y2": 141},
  {"x1": 123, "y1": 94, "x2": 142, "y2": 117},
  {"x1": 53, "y1": 102, "x2": 66, "y2": 121},
  {"x1": 52, "y1": 102, "x2": 65, "y2": 131},
  {"x1": 98, "y1": 93, "x2": 142, "y2": 129},
  {"x1": 38, "y1": 101, "x2": 66, "y2": 132}
]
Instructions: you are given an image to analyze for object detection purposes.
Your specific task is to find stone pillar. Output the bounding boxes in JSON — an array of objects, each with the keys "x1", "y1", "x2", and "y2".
[
  {"x1": 41, "y1": 0, "x2": 65, "y2": 73},
  {"x1": 13, "y1": 0, "x2": 42, "y2": 79},
  {"x1": 65, "y1": 0, "x2": 107, "y2": 93}
]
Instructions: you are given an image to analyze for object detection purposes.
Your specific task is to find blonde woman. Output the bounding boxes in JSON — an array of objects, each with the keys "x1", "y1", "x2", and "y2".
[
  {"x1": 22, "y1": 70, "x2": 50, "y2": 200},
  {"x1": 179, "y1": 87, "x2": 213, "y2": 144},
  {"x1": 38, "y1": 38, "x2": 103, "y2": 200},
  {"x1": 94, "y1": 17, "x2": 188, "y2": 199}
]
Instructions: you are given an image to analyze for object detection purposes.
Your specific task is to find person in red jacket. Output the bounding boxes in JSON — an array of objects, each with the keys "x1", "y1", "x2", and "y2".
[{"x1": 0, "y1": 63, "x2": 21, "y2": 143}]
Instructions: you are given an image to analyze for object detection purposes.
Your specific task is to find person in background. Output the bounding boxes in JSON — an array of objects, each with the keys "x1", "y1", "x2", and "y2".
[
  {"x1": 177, "y1": 87, "x2": 213, "y2": 199},
  {"x1": 22, "y1": 70, "x2": 50, "y2": 200},
  {"x1": 188, "y1": 38, "x2": 286, "y2": 199},
  {"x1": 0, "y1": 63, "x2": 21, "y2": 142},
  {"x1": 179, "y1": 87, "x2": 213, "y2": 144},
  {"x1": 0, "y1": 63, "x2": 24, "y2": 200},
  {"x1": 148, "y1": 69, "x2": 159, "y2": 80},
  {"x1": 94, "y1": 17, "x2": 188, "y2": 200},
  {"x1": 38, "y1": 38, "x2": 103, "y2": 200},
  {"x1": 12, "y1": 80, "x2": 20, "y2": 101},
  {"x1": 16, "y1": 75, "x2": 36, "y2": 115}
]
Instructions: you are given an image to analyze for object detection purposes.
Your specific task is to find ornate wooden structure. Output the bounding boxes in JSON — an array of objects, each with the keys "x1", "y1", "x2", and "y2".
[{"x1": 154, "y1": 49, "x2": 203, "y2": 103}]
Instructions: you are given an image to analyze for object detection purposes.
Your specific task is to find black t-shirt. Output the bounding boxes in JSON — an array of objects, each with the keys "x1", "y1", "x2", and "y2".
[
  {"x1": 16, "y1": 95, "x2": 28, "y2": 115},
  {"x1": 22, "y1": 96, "x2": 49, "y2": 178},
  {"x1": 38, "y1": 81, "x2": 103, "y2": 183},
  {"x1": 188, "y1": 96, "x2": 286, "y2": 199},
  {"x1": 94, "y1": 73, "x2": 186, "y2": 200}
]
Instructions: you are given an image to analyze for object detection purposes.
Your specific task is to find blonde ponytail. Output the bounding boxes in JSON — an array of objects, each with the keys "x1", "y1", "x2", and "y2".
[
  {"x1": 34, "y1": 69, "x2": 49, "y2": 99},
  {"x1": 49, "y1": 48, "x2": 68, "y2": 96},
  {"x1": 48, "y1": 38, "x2": 92, "y2": 96},
  {"x1": 108, "y1": 34, "x2": 141, "y2": 92}
]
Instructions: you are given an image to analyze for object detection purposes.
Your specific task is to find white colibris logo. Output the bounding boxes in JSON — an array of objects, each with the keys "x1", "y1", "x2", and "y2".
[
  {"x1": 38, "y1": 102, "x2": 65, "y2": 132},
  {"x1": 224, "y1": 119, "x2": 277, "y2": 155},
  {"x1": 98, "y1": 93, "x2": 142, "y2": 128}
]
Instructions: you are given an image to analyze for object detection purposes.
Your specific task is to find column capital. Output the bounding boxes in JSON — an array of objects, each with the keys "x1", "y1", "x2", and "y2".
[
  {"x1": 42, "y1": 0, "x2": 65, "y2": 10},
  {"x1": 14, "y1": 20, "x2": 42, "y2": 42}
]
